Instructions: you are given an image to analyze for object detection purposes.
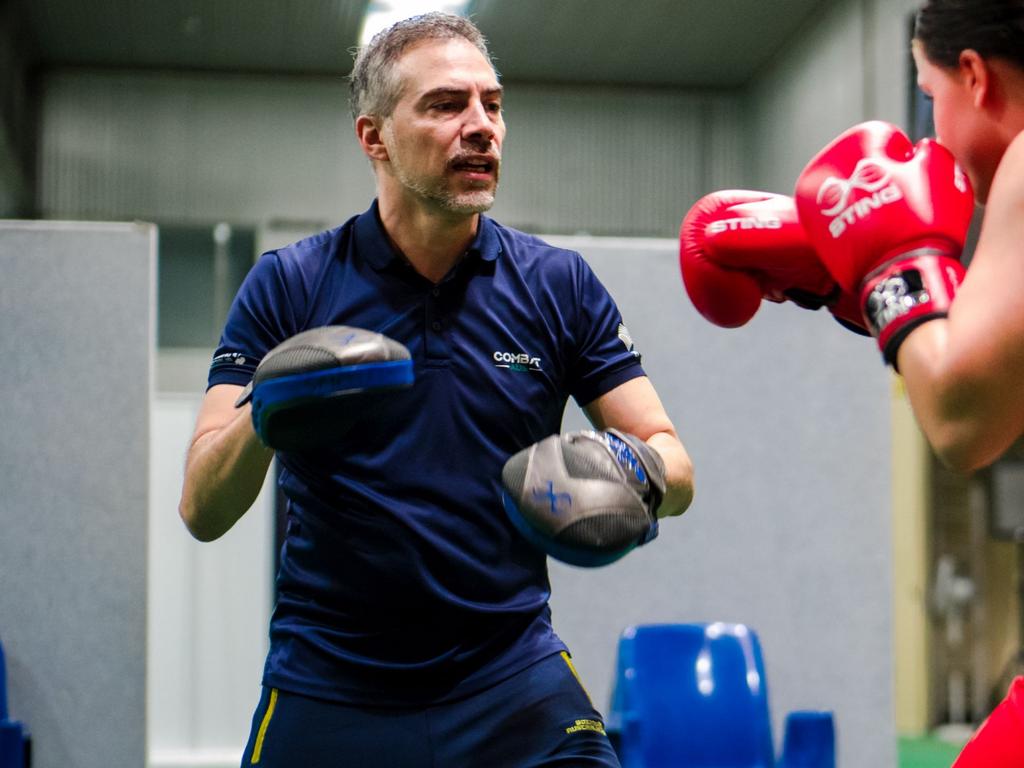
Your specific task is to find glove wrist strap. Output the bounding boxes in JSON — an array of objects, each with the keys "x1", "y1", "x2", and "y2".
[
  {"x1": 860, "y1": 249, "x2": 965, "y2": 367},
  {"x1": 605, "y1": 428, "x2": 667, "y2": 520}
]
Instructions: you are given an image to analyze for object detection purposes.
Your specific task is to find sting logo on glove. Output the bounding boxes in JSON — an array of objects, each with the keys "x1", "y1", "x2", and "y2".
[
  {"x1": 794, "y1": 121, "x2": 974, "y2": 366},
  {"x1": 816, "y1": 159, "x2": 905, "y2": 238}
]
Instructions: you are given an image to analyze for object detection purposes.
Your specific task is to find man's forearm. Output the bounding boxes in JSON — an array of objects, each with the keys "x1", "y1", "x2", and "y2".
[
  {"x1": 647, "y1": 431, "x2": 694, "y2": 518},
  {"x1": 179, "y1": 406, "x2": 275, "y2": 542}
]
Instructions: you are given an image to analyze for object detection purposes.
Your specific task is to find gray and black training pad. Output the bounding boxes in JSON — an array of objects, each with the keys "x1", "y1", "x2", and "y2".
[
  {"x1": 501, "y1": 430, "x2": 661, "y2": 568},
  {"x1": 236, "y1": 326, "x2": 414, "y2": 451}
]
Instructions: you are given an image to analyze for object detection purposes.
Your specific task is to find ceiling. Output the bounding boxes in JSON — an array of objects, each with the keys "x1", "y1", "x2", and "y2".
[{"x1": 18, "y1": 0, "x2": 832, "y2": 89}]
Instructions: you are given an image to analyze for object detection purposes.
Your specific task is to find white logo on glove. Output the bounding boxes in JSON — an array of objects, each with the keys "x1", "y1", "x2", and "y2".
[
  {"x1": 817, "y1": 159, "x2": 891, "y2": 216},
  {"x1": 954, "y1": 163, "x2": 968, "y2": 194},
  {"x1": 816, "y1": 159, "x2": 905, "y2": 238},
  {"x1": 865, "y1": 272, "x2": 930, "y2": 334},
  {"x1": 707, "y1": 216, "x2": 782, "y2": 234}
]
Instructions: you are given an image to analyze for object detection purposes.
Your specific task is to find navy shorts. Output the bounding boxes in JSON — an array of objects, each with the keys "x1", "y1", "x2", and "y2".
[{"x1": 240, "y1": 651, "x2": 620, "y2": 767}]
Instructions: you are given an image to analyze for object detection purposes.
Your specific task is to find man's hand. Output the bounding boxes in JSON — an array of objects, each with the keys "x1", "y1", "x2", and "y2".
[
  {"x1": 238, "y1": 326, "x2": 414, "y2": 450},
  {"x1": 500, "y1": 429, "x2": 666, "y2": 567}
]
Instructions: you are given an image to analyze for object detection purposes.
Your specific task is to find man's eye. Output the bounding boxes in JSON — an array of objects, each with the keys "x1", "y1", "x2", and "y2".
[
  {"x1": 433, "y1": 102, "x2": 459, "y2": 111},
  {"x1": 486, "y1": 102, "x2": 502, "y2": 113}
]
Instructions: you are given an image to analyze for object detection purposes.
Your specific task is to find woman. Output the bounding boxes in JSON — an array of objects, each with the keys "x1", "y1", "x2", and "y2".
[{"x1": 906, "y1": 2, "x2": 1024, "y2": 764}]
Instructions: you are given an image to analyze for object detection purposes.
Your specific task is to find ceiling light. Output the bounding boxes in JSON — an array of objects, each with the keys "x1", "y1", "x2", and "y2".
[{"x1": 358, "y1": 1, "x2": 472, "y2": 45}]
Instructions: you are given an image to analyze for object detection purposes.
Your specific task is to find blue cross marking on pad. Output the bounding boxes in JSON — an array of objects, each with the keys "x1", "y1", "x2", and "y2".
[{"x1": 531, "y1": 482, "x2": 572, "y2": 515}]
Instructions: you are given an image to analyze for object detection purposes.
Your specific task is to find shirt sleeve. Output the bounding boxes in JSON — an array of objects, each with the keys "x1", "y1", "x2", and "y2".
[
  {"x1": 567, "y1": 253, "x2": 646, "y2": 406},
  {"x1": 207, "y1": 251, "x2": 303, "y2": 390}
]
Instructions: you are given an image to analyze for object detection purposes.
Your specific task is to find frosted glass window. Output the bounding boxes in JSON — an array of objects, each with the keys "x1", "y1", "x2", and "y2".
[{"x1": 157, "y1": 223, "x2": 255, "y2": 348}]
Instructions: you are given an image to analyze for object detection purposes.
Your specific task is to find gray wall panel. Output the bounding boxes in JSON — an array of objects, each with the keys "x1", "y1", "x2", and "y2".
[
  {"x1": 38, "y1": 71, "x2": 371, "y2": 227},
  {"x1": 493, "y1": 86, "x2": 744, "y2": 236},
  {"x1": 749, "y1": 0, "x2": 923, "y2": 194},
  {"x1": 748, "y1": 0, "x2": 866, "y2": 193},
  {"x1": 546, "y1": 235, "x2": 895, "y2": 768},
  {"x1": 0, "y1": 220, "x2": 155, "y2": 768}
]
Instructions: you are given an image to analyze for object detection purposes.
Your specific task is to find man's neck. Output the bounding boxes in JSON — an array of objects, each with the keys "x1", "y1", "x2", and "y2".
[{"x1": 378, "y1": 196, "x2": 480, "y2": 284}]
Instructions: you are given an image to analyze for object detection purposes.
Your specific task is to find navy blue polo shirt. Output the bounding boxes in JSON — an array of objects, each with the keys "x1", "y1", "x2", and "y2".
[{"x1": 209, "y1": 201, "x2": 645, "y2": 706}]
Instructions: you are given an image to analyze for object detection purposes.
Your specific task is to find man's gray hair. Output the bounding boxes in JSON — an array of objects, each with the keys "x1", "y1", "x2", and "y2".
[{"x1": 349, "y1": 12, "x2": 496, "y2": 121}]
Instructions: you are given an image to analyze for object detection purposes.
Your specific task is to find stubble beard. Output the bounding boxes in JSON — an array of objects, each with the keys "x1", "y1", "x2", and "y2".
[{"x1": 391, "y1": 155, "x2": 500, "y2": 215}]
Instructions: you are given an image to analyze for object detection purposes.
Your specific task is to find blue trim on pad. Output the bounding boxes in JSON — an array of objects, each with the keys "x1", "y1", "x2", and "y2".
[
  {"x1": 501, "y1": 491, "x2": 634, "y2": 568},
  {"x1": 252, "y1": 359, "x2": 414, "y2": 417}
]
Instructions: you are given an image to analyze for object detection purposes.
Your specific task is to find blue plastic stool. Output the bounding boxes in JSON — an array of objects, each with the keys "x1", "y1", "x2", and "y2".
[
  {"x1": 607, "y1": 623, "x2": 835, "y2": 768},
  {"x1": 778, "y1": 710, "x2": 835, "y2": 768},
  {"x1": 0, "y1": 638, "x2": 27, "y2": 768}
]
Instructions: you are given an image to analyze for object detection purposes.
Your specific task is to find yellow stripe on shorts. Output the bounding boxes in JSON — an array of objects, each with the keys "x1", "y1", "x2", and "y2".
[
  {"x1": 560, "y1": 651, "x2": 594, "y2": 706},
  {"x1": 250, "y1": 687, "x2": 279, "y2": 764}
]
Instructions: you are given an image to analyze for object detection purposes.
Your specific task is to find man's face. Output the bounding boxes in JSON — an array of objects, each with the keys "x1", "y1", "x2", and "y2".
[
  {"x1": 913, "y1": 40, "x2": 998, "y2": 203},
  {"x1": 380, "y1": 38, "x2": 505, "y2": 215}
]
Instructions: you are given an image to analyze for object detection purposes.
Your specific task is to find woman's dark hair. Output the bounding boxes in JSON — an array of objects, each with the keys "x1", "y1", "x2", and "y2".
[{"x1": 915, "y1": 0, "x2": 1024, "y2": 69}]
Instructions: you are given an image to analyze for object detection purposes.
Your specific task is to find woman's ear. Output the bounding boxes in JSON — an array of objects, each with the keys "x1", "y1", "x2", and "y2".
[{"x1": 959, "y1": 49, "x2": 992, "y2": 110}]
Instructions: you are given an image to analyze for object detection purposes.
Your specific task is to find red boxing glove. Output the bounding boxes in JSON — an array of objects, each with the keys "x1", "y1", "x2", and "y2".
[
  {"x1": 679, "y1": 189, "x2": 865, "y2": 331},
  {"x1": 951, "y1": 677, "x2": 1024, "y2": 768},
  {"x1": 794, "y1": 121, "x2": 974, "y2": 365}
]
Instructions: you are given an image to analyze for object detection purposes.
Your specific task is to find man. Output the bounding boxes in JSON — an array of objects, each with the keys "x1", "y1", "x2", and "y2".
[
  {"x1": 178, "y1": 12, "x2": 694, "y2": 768},
  {"x1": 680, "y1": 1, "x2": 1024, "y2": 764}
]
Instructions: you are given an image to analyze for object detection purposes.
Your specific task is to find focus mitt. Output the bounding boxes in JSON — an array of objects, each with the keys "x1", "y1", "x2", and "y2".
[
  {"x1": 501, "y1": 429, "x2": 666, "y2": 567},
  {"x1": 235, "y1": 326, "x2": 413, "y2": 450}
]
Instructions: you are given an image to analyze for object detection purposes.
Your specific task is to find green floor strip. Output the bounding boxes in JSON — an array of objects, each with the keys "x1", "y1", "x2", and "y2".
[{"x1": 898, "y1": 736, "x2": 966, "y2": 768}]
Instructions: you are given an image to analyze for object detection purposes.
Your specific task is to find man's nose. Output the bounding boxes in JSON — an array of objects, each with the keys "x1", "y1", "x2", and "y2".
[{"x1": 462, "y1": 100, "x2": 496, "y2": 145}]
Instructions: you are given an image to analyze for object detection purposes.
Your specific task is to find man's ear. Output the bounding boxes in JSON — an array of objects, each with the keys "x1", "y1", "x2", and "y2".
[
  {"x1": 355, "y1": 115, "x2": 389, "y2": 162},
  {"x1": 959, "y1": 49, "x2": 993, "y2": 110}
]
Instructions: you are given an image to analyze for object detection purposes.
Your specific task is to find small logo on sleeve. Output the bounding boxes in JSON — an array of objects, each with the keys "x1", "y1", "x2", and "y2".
[
  {"x1": 618, "y1": 324, "x2": 640, "y2": 358},
  {"x1": 210, "y1": 351, "x2": 253, "y2": 371}
]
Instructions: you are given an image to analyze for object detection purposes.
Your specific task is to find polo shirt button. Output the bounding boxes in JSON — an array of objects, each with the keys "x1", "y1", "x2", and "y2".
[
  {"x1": 431, "y1": 321, "x2": 442, "y2": 332},
  {"x1": 431, "y1": 288, "x2": 440, "y2": 297}
]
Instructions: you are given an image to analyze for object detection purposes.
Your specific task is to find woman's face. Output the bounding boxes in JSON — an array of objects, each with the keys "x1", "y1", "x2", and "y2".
[{"x1": 913, "y1": 39, "x2": 1001, "y2": 202}]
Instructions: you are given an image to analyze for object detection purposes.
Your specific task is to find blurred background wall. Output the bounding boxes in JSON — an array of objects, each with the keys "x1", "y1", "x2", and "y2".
[{"x1": 3, "y1": 1, "x2": 923, "y2": 232}]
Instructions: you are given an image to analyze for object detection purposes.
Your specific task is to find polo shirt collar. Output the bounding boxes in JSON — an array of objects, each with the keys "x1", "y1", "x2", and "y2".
[{"x1": 354, "y1": 199, "x2": 502, "y2": 271}]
